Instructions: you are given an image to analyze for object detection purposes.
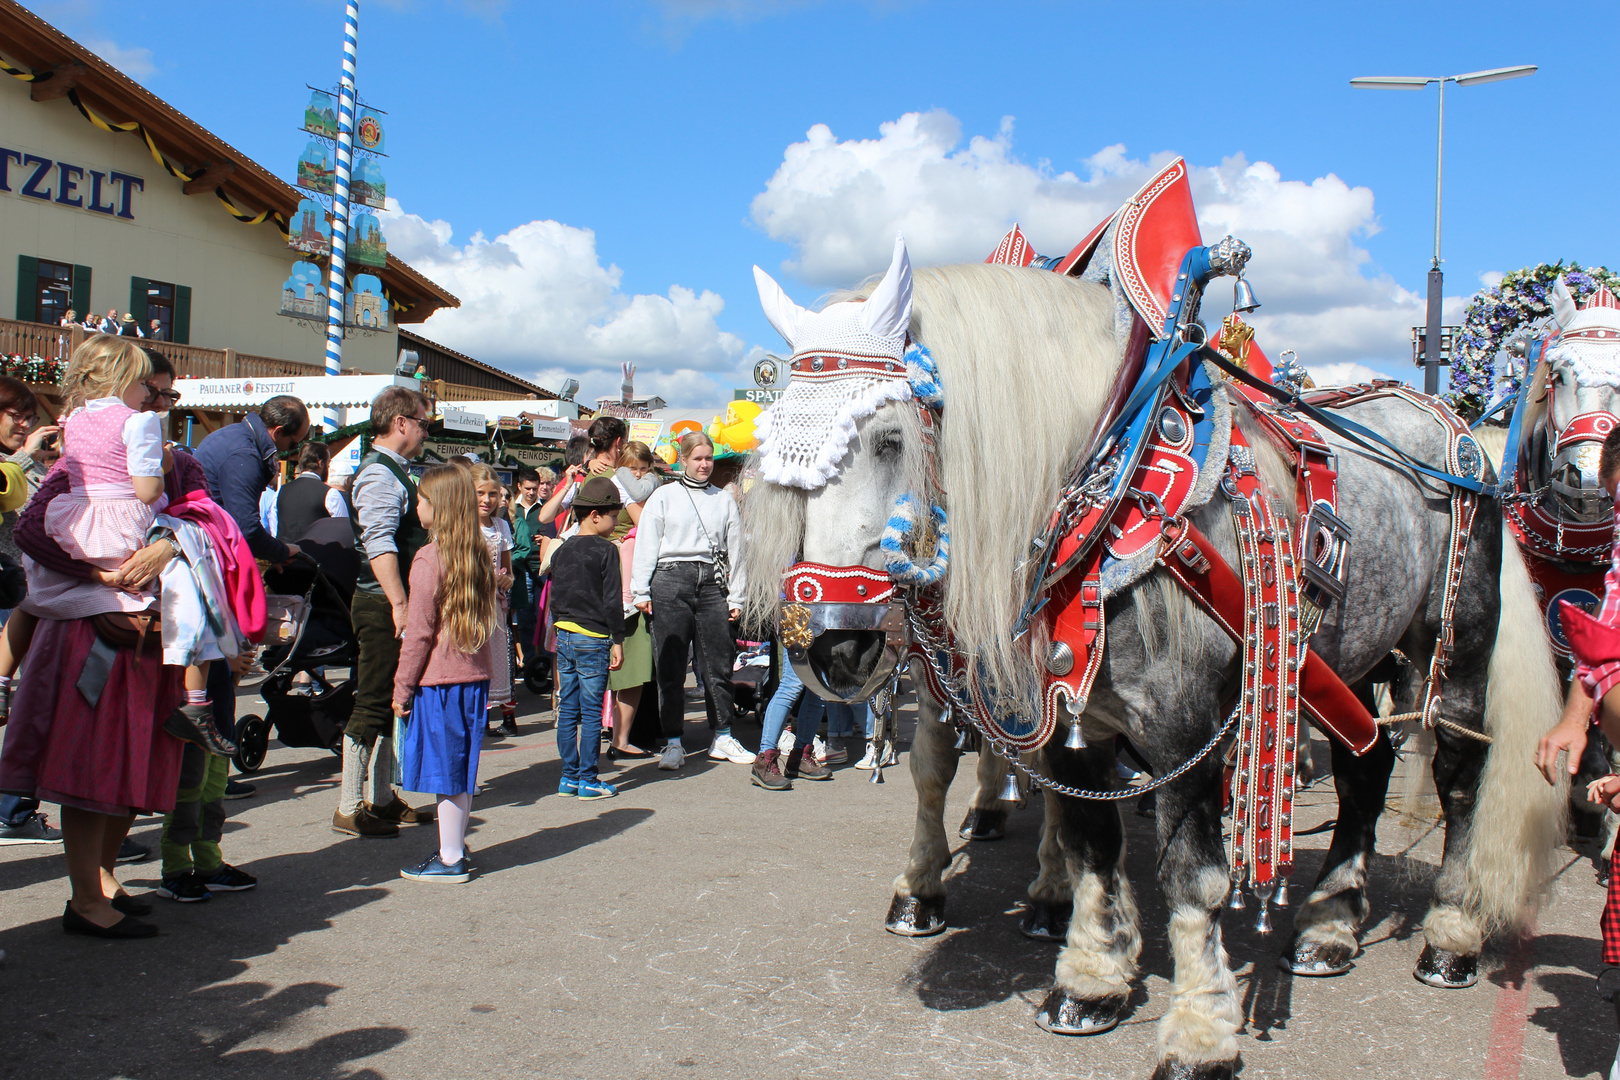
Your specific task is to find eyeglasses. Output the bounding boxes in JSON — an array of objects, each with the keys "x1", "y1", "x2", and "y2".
[
  {"x1": 2, "y1": 409, "x2": 35, "y2": 428},
  {"x1": 401, "y1": 415, "x2": 432, "y2": 431},
  {"x1": 143, "y1": 383, "x2": 181, "y2": 405}
]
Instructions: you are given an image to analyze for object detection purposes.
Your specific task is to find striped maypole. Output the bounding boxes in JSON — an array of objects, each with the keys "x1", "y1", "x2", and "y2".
[{"x1": 320, "y1": 1, "x2": 360, "y2": 433}]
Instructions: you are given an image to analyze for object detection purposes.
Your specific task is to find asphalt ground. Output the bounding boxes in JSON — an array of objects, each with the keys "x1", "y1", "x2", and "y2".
[{"x1": 0, "y1": 681, "x2": 1613, "y2": 1080}]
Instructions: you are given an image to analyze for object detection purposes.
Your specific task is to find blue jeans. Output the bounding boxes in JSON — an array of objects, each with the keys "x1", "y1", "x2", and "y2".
[
  {"x1": 759, "y1": 644, "x2": 814, "y2": 755},
  {"x1": 788, "y1": 680, "x2": 868, "y2": 740},
  {"x1": 0, "y1": 794, "x2": 36, "y2": 827},
  {"x1": 555, "y1": 630, "x2": 611, "y2": 783}
]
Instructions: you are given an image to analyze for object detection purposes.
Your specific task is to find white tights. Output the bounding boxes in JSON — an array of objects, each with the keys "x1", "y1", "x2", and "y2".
[{"x1": 437, "y1": 792, "x2": 472, "y2": 864}]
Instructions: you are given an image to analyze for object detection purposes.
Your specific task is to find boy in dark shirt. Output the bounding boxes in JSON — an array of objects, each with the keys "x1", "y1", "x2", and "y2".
[{"x1": 549, "y1": 477, "x2": 625, "y2": 800}]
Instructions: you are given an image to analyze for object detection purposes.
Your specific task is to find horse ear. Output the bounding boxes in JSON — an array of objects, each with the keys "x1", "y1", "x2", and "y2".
[
  {"x1": 1552, "y1": 275, "x2": 1578, "y2": 328},
  {"x1": 862, "y1": 234, "x2": 913, "y2": 341},
  {"x1": 753, "y1": 266, "x2": 804, "y2": 349}
]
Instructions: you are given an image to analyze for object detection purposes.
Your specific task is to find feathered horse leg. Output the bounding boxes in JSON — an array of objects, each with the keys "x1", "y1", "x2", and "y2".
[
  {"x1": 1020, "y1": 785, "x2": 1073, "y2": 941},
  {"x1": 1034, "y1": 741, "x2": 1141, "y2": 1036},
  {"x1": 960, "y1": 745, "x2": 1013, "y2": 840},
  {"x1": 1283, "y1": 691, "x2": 1396, "y2": 977},
  {"x1": 1418, "y1": 525, "x2": 1565, "y2": 987},
  {"x1": 885, "y1": 671, "x2": 958, "y2": 936},
  {"x1": 1149, "y1": 744, "x2": 1242, "y2": 1079}
]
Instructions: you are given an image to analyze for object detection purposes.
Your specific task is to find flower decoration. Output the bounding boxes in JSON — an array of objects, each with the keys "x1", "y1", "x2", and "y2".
[
  {"x1": 1449, "y1": 261, "x2": 1620, "y2": 422},
  {"x1": 0, "y1": 354, "x2": 67, "y2": 387}
]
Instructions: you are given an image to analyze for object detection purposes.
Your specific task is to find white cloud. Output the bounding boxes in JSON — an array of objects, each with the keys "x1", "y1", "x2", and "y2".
[
  {"x1": 381, "y1": 201, "x2": 749, "y2": 409},
  {"x1": 1308, "y1": 361, "x2": 1387, "y2": 387},
  {"x1": 86, "y1": 38, "x2": 155, "y2": 79},
  {"x1": 750, "y1": 111, "x2": 1458, "y2": 376}
]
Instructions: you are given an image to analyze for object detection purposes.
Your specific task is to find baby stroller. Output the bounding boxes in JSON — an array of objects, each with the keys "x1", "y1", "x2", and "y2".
[{"x1": 233, "y1": 519, "x2": 361, "y2": 773}]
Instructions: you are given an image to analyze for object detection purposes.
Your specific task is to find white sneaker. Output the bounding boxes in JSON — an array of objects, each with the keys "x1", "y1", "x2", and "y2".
[
  {"x1": 776, "y1": 728, "x2": 796, "y2": 753},
  {"x1": 856, "y1": 741, "x2": 896, "y2": 770},
  {"x1": 708, "y1": 734, "x2": 755, "y2": 764}
]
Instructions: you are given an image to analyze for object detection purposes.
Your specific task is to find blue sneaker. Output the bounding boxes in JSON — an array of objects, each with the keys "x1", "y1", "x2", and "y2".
[
  {"x1": 557, "y1": 778, "x2": 579, "y2": 797},
  {"x1": 400, "y1": 853, "x2": 471, "y2": 883},
  {"x1": 577, "y1": 778, "x2": 617, "y2": 800}
]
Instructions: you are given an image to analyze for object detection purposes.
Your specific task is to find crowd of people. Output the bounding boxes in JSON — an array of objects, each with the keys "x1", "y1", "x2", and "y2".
[
  {"x1": 58, "y1": 309, "x2": 166, "y2": 340},
  {"x1": 0, "y1": 334, "x2": 876, "y2": 937}
]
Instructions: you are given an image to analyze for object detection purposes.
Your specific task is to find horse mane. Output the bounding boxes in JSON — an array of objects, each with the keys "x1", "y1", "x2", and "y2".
[{"x1": 741, "y1": 263, "x2": 1123, "y2": 684}]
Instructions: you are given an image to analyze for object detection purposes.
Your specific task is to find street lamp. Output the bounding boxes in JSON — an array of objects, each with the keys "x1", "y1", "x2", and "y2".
[{"x1": 1351, "y1": 65, "x2": 1536, "y2": 394}]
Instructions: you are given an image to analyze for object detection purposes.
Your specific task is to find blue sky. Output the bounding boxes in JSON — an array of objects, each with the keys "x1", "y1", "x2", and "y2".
[{"x1": 22, "y1": 0, "x2": 1618, "y2": 405}]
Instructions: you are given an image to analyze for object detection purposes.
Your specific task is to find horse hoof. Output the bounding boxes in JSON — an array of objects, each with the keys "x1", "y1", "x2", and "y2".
[
  {"x1": 1034, "y1": 988, "x2": 1125, "y2": 1035},
  {"x1": 1279, "y1": 938, "x2": 1354, "y2": 977},
  {"x1": 1020, "y1": 900, "x2": 1072, "y2": 942},
  {"x1": 1149, "y1": 1058, "x2": 1237, "y2": 1080},
  {"x1": 958, "y1": 807, "x2": 1006, "y2": 841},
  {"x1": 1414, "y1": 943, "x2": 1479, "y2": 988},
  {"x1": 885, "y1": 894, "x2": 946, "y2": 937}
]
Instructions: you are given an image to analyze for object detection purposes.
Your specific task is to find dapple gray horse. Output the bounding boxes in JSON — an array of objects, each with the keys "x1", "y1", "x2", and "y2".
[{"x1": 743, "y1": 253, "x2": 1566, "y2": 1080}]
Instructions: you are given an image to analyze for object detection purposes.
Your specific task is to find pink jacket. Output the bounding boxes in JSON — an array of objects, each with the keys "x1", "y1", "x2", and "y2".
[
  {"x1": 166, "y1": 488, "x2": 268, "y2": 643},
  {"x1": 394, "y1": 543, "x2": 494, "y2": 704}
]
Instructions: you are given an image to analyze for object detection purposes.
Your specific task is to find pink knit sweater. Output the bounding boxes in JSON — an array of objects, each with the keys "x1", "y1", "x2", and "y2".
[{"x1": 393, "y1": 543, "x2": 494, "y2": 705}]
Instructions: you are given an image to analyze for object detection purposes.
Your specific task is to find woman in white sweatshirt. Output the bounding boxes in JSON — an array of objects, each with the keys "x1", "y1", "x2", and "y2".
[{"x1": 631, "y1": 432, "x2": 748, "y2": 771}]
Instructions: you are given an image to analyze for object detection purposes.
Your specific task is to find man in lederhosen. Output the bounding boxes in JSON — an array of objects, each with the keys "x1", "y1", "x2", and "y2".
[{"x1": 334, "y1": 387, "x2": 435, "y2": 838}]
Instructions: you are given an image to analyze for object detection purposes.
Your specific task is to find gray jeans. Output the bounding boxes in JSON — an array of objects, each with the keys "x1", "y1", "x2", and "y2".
[{"x1": 649, "y1": 561, "x2": 735, "y2": 740}]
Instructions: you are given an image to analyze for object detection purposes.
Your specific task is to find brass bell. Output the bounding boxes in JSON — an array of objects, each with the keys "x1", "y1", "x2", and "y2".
[
  {"x1": 1064, "y1": 721, "x2": 1087, "y2": 750},
  {"x1": 1233, "y1": 276, "x2": 1261, "y2": 314},
  {"x1": 998, "y1": 769, "x2": 1022, "y2": 803}
]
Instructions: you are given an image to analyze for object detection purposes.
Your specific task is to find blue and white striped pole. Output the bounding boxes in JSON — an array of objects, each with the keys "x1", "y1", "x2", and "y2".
[{"x1": 320, "y1": 1, "x2": 360, "y2": 433}]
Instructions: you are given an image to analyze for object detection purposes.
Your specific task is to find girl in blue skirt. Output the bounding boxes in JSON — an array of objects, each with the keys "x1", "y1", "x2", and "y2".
[{"x1": 392, "y1": 465, "x2": 498, "y2": 883}]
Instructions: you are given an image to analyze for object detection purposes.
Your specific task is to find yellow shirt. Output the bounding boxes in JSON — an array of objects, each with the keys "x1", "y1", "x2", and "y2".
[{"x1": 555, "y1": 620, "x2": 608, "y2": 639}]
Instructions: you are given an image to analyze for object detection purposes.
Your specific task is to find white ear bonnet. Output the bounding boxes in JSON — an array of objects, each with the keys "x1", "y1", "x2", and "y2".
[{"x1": 751, "y1": 235, "x2": 915, "y2": 489}]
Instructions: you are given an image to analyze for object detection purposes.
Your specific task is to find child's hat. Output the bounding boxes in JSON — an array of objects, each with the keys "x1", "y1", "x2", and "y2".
[{"x1": 573, "y1": 476, "x2": 623, "y2": 511}]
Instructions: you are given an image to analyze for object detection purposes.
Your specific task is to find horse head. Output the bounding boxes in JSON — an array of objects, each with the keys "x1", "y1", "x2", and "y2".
[
  {"x1": 745, "y1": 243, "x2": 1120, "y2": 704},
  {"x1": 750, "y1": 236, "x2": 921, "y2": 701},
  {"x1": 1536, "y1": 276, "x2": 1620, "y2": 524}
]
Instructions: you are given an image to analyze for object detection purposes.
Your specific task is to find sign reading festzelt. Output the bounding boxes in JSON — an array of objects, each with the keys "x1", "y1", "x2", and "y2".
[{"x1": 0, "y1": 148, "x2": 143, "y2": 220}]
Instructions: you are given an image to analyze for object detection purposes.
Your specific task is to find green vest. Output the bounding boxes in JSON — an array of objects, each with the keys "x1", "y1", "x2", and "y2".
[{"x1": 354, "y1": 451, "x2": 428, "y2": 593}]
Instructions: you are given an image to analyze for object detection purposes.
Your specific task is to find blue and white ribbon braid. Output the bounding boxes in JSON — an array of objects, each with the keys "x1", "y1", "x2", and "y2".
[
  {"x1": 905, "y1": 344, "x2": 944, "y2": 409},
  {"x1": 882, "y1": 492, "x2": 949, "y2": 585}
]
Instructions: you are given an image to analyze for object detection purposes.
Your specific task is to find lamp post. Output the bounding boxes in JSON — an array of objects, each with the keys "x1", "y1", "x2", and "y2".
[{"x1": 1351, "y1": 65, "x2": 1536, "y2": 395}]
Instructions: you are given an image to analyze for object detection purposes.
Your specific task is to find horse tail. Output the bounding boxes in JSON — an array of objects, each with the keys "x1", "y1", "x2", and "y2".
[{"x1": 1464, "y1": 530, "x2": 1569, "y2": 933}]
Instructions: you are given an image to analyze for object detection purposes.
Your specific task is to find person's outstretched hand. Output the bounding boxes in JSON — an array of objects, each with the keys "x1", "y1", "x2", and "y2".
[{"x1": 1537, "y1": 687, "x2": 1593, "y2": 785}]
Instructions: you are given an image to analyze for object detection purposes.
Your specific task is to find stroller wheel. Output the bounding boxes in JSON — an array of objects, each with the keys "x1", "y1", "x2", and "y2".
[{"x1": 234, "y1": 715, "x2": 270, "y2": 774}]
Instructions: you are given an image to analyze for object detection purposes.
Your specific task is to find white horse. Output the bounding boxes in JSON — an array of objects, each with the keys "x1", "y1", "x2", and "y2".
[{"x1": 742, "y1": 242, "x2": 1566, "y2": 1080}]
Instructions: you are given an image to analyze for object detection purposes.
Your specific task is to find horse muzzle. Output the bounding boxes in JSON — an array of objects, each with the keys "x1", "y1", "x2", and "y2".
[
  {"x1": 780, "y1": 563, "x2": 908, "y2": 703},
  {"x1": 1548, "y1": 412, "x2": 1617, "y2": 524}
]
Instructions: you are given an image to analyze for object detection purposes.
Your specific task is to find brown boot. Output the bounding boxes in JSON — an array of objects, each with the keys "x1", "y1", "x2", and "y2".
[
  {"x1": 785, "y1": 743, "x2": 832, "y2": 781},
  {"x1": 750, "y1": 750, "x2": 791, "y2": 791},
  {"x1": 368, "y1": 797, "x2": 435, "y2": 824},
  {"x1": 332, "y1": 807, "x2": 399, "y2": 838}
]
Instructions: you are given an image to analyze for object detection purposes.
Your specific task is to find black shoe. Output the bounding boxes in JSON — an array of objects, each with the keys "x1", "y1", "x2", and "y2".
[
  {"x1": 116, "y1": 840, "x2": 149, "y2": 864},
  {"x1": 111, "y1": 893, "x2": 154, "y2": 916},
  {"x1": 163, "y1": 703, "x2": 237, "y2": 757},
  {"x1": 62, "y1": 902, "x2": 158, "y2": 939},
  {"x1": 499, "y1": 719, "x2": 520, "y2": 738},
  {"x1": 224, "y1": 779, "x2": 256, "y2": 800},
  {"x1": 156, "y1": 872, "x2": 212, "y2": 903}
]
